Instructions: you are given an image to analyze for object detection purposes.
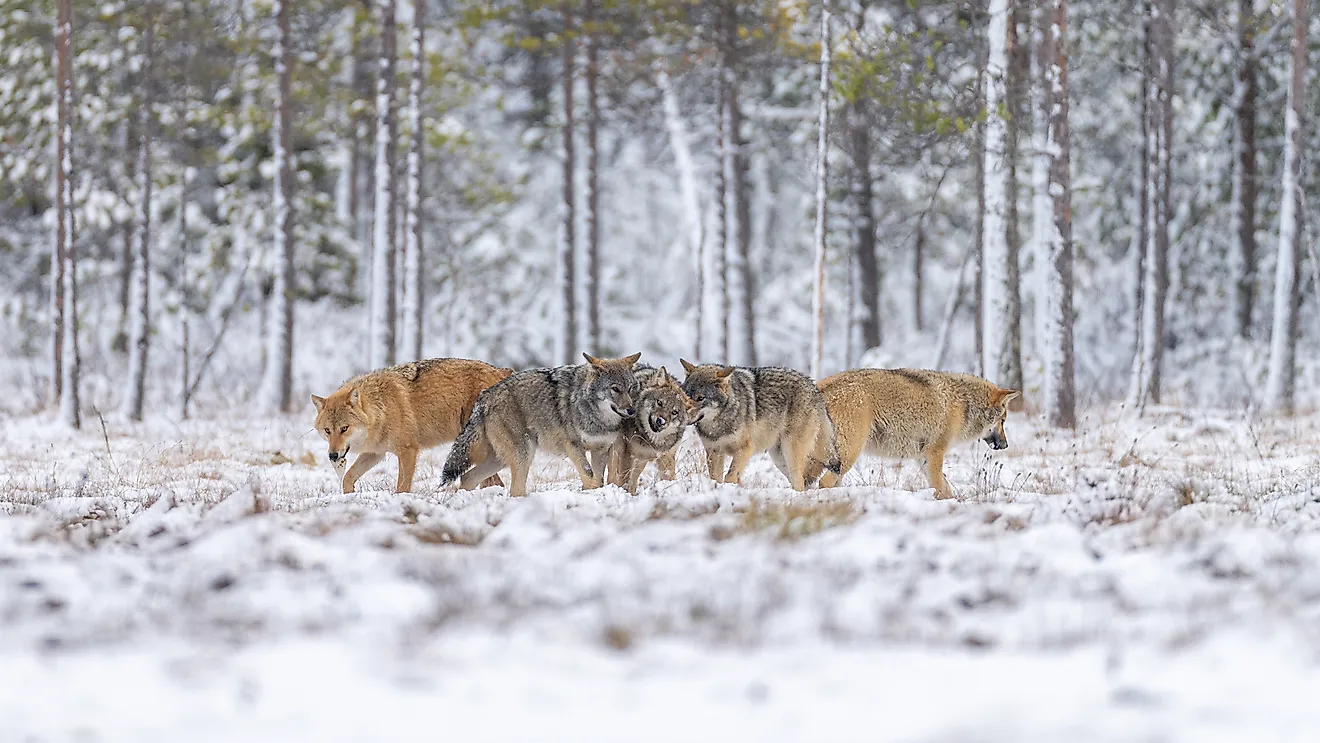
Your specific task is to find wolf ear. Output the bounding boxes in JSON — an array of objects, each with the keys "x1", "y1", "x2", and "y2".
[
  {"x1": 656, "y1": 366, "x2": 670, "y2": 382},
  {"x1": 622, "y1": 352, "x2": 642, "y2": 367},
  {"x1": 311, "y1": 395, "x2": 326, "y2": 413},
  {"x1": 992, "y1": 388, "x2": 1021, "y2": 406},
  {"x1": 715, "y1": 366, "x2": 735, "y2": 379},
  {"x1": 584, "y1": 353, "x2": 604, "y2": 368},
  {"x1": 680, "y1": 358, "x2": 697, "y2": 374},
  {"x1": 348, "y1": 387, "x2": 361, "y2": 408}
]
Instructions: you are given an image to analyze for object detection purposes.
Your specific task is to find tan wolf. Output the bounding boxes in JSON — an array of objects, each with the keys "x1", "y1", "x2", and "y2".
[
  {"x1": 605, "y1": 365, "x2": 695, "y2": 494},
  {"x1": 441, "y1": 353, "x2": 642, "y2": 497},
  {"x1": 679, "y1": 360, "x2": 840, "y2": 490},
  {"x1": 804, "y1": 368, "x2": 1019, "y2": 498},
  {"x1": 311, "y1": 358, "x2": 512, "y2": 494}
]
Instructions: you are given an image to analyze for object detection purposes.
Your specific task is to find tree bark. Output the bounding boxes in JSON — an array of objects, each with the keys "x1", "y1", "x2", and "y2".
[
  {"x1": 125, "y1": 20, "x2": 154, "y2": 421},
  {"x1": 1002, "y1": 0, "x2": 1025, "y2": 392},
  {"x1": 810, "y1": 0, "x2": 832, "y2": 379},
  {"x1": 584, "y1": 0, "x2": 601, "y2": 353},
  {"x1": 1265, "y1": 0, "x2": 1306, "y2": 413},
  {"x1": 850, "y1": 99, "x2": 879, "y2": 351},
  {"x1": 982, "y1": 0, "x2": 1014, "y2": 388},
  {"x1": 913, "y1": 218, "x2": 924, "y2": 332},
  {"x1": 51, "y1": 0, "x2": 70, "y2": 407},
  {"x1": 657, "y1": 67, "x2": 705, "y2": 359},
  {"x1": 1040, "y1": 0, "x2": 1076, "y2": 429},
  {"x1": 1234, "y1": 0, "x2": 1258, "y2": 339},
  {"x1": 401, "y1": 0, "x2": 425, "y2": 362},
  {"x1": 1127, "y1": 1, "x2": 1150, "y2": 405},
  {"x1": 558, "y1": 3, "x2": 578, "y2": 364},
  {"x1": 1136, "y1": 0, "x2": 1173, "y2": 408},
  {"x1": 973, "y1": 59, "x2": 985, "y2": 377},
  {"x1": 369, "y1": 0, "x2": 398, "y2": 369},
  {"x1": 714, "y1": 73, "x2": 729, "y2": 362},
  {"x1": 55, "y1": 0, "x2": 79, "y2": 428},
  {"x1": 263, "y1": 0, "x2": 295, "y2": 412}
]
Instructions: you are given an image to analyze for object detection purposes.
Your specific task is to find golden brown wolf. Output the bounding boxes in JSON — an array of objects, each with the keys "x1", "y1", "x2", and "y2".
[
  {"x1": 311, "y1": 358, "x2": 512, "y2": 493},
  {"x1": 805, "y1": 368, "x2": 1019, "y2": 498}
]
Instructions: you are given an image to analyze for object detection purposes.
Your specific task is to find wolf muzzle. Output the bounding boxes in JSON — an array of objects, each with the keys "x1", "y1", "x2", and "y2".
[
  {"x1": 983, "y1": 431, "x2": 1008, "y2": 451},
  {"x1": 328, "y1": 445, "x2": 350, "y2": 463},
  {"x1": 649, "y1": 414, "x2": 667, "y2": 433}
]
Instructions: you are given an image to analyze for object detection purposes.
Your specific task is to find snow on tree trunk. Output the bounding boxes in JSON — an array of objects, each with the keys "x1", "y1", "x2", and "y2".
[
  {"x1": 369, "y1": 0, "x2": 398, "y2": 369},
  {"x1": 125, "y1": 20, "x2": 154, "y2": 422},
  {"x1": 810, "y1": 0, "x2": 832, "y2": 380},
  {"x1": 657, "y1": 67, "x2": 705, "y2": 359},
  {"x1": 1234, "y1": 0, "x2": 1259, "y2": 339},
  {"x1": 1040, "y1": 0, "x2": 1076, "y2": 429},
  {"x1": 584, "y1": 0, "x2": 601, "y2": 353},
  {"x1": 850, "y1": 98, "x2": 879, "y2": 351},
  {"x1": 1029, "y1": 2, "x2": 1050, "y2": 359},
  {"x1": 401, "y1": 0, "x2": 425, "y2": 362},
  {"x1": 1135, "y1": 0, "x2": 1173, "y2": 409},
  {"x1": 1127, "y1": 3, "x2": 1151, "y2": 406},
  {"x1": 1003, "y1": 0, "x2": 1026, "y2": 393},
  {"x1": 1265, "y1": 0, "x2": 1306, "y2": 414},
  {"x1": 261, "y1": 0, "x2": 296, "y2": 412},
  {"x1": 55, "y1": 0, "x2": 78, "y2": 428},
  {"x1": 981, "y1": 0, "x2": 1020, "y2": 389},
  {"x1": 973, "y1": 58, "x2": 985, "y2": 377},
  {"x1": 557, "y1": 4, "x2": 577, "y2": 365}
]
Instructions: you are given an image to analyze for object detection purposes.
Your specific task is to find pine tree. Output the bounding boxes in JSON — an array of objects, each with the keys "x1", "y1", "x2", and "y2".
[
  {"x1": 583, "y1": 0, "x2": 602, "y2": 353},
  {"x1": 55, "y1": 0, "x2": 80, "y2": 429},
  {"x1": 401, "y1": 0, "x2": 426, "y2": 362},
  {"x1": 810, "y1": 0, "x2": 832, "y2": 379},
  {"x1": 370, "y1": 0, "x2": 398, "y2": 369},
  {"x1": 1233, "y1": 0, "x2": 1259, "y2": 339},
  {"x1": 558, "y1": 1, "x2": 578, "y2": 364},
  {"x1": 981, "y1": 0, "x2": 1022, "y2": 390},
  {"x1": 262, "y1": 0, "x2": 296, "y2": 412}
]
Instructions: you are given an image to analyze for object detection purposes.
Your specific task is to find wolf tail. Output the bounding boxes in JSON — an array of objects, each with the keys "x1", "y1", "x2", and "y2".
[
  {"x1": 442, "y1": 401, "x2": 486, "y2": 485},
  {"x1": 821, "y1": 412, "x2": 843, "y2": 475}
]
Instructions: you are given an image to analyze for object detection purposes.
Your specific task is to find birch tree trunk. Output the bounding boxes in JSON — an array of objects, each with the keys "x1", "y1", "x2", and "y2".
[
  {"x1": 1002, "y1": 0, "x2": 1025, "y2": 392},
  {"x1": 973, "y1": 58, "x2": 985, "y2": 377},
  {"x1": 369, "y1": 0, "x2": 398, "y2": 369},
  {"x1": 1127, "y1": 2, "x2": 1150, "y2": 405},
  {"x1": 1029, "y1": 0, "x2": 1050, "y2": 359},
  {"x1": 1040, "y1": 0, "x2": 1076, "y2": 429},
  {"x1": 558, "y1": 3, "x2": 578, "y2": 364},
  {"x1": 727, "y1": 63, "x2": 756, "y2": 364},
  {"x1": 810, "y1": 0, "x2": 832, "y2": 380},
  {"x1": 584, "y1": 0, "x2": 601, "y2": 353},
  {"x1": 178, "y1": 174, "x2": 191, "y2": 421},
  {"x1": 982, "y1": 0, "x2": 1014, "y2": 388},
  {"x1": 125, "y1": 20, "x2": 154, "y2": 421},
  {"x1": 262, "y1": 0, "x2": 295, "y2": 412},
  {"x1": 1233, "y1": 0, "x2": 1258, "y2": 339},
  {"x1": 55, "y1": 0, "x2": 79, "y2": 427},
  {"x1": 1265, "y1": 0, "x2": 1307, "y2": 413},
  {"x1": 714, "y1": 75, "x2": 730, "y2": 362},
  {"x1": 401, "y1": 0, "x2": 425, "y2": 362},
  {"x1": 657, "y1": 67, "x2": 705, "y2": 359}
]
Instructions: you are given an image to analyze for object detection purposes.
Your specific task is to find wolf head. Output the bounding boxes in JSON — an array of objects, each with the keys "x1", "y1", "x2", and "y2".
[
  {"x1": 678, "y1": 359, "x2": 735, "y2": 424},
  {"x1": 637, "y1": 367, "x2": 696, "y2": 438},
  {"x1": 311, "y1": 388, "x2": 368, "y2": 467},
  {"x1": 583, "y1": 352, "x2": 643, "y2": 422},
  {"x1": 970, "y1": 387, "x2": 1020, "y2": 450}
]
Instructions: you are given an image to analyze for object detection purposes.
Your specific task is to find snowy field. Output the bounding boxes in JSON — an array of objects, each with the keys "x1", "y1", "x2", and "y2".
[{"x1": 3, "y1": 406, "x2": 1320, "y2": 741}]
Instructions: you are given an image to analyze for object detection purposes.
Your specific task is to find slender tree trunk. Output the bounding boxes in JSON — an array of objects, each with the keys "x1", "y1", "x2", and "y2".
[
  {"x1": 1029, "y1": 0, "x2": 1050, "y2": 359},
  {"x1": 1234, "y1": 0, "x2": 1258, "y2": 339},
  {"x1": 401, "y1": 0, "x2": 425, "y2": 362},
  {"x1": 336, "y1": 7, "x2": 359, "y2": 236},
  {"x1": 1128, "y1": 1, "x2": 1150, "y2": 405},
  {"x1": 850, "y1": 99, "x2": 879, "y2": 351},
  {"x1": 657, "y1": 67, "x2": 705, "y2": 359},
  {"x1": 179, "y1": 172, "x2": 191, "y2": 420},
  {"x1": 369, "y1": 0, "x2": 398, "y2": 369},
  {"x1": 730, "y1": 87, "x2": 756, "y2": 365},
  {"x1": 51, "y1": 0, "x2": 71, "y2": 407},
  {"x1": 914, "y1": 219, "x2": 924, "y2": 332},
  {"x1": 973, "y1": 60, "x2": 985, "y2": 377},
  {"x1": 1002, "y1": 0, "x2": 1025, "y2": 392},
  {"x1": 56, "y1": 0, "x2": 79, "y2": 428},
  {"x1": 112, "y1": 118, "x2": 134, "y2": 355},
  {"x1": 1040, "y1": 0, "x2": 1076, "y2": 428},
  {"x1": 714, "y1": 74, "x2": 730, "y2": 362},
  {"x1": 125, "y1": 21, "x2": 154, "y2": 421},
  {"x1": 1137, "y1": 0, "x2": 1173, "y2": 408},
  {"x1": 584, "y1": 0, "x2": 601, "y2": 353},
  {"x1": 810, "y1": 0, "x2": 832, "y2": 379},
  {"x1": 1265, "y1": 0, "x2": 1306, "y2": 413},
  {"x1": 263, "y1": 0, "x2": 295, "y2": 412},
  {"x1": 982, "y1": 0, "x2": 1012, "y2": 387},
  {"x1": 558, "y1": 3, "x2": 578, "y2": 364}
]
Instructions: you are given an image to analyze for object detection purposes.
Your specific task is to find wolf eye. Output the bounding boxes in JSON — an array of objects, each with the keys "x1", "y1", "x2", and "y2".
[
  {"x1": 611, "y1": 385, "x2": 622, "y2": 394},
  {"x1": 324, "y1": 428, "x2": 330, "y2": 435},
  {"x1": 339, "y1": 426, "x2": 349, "y2": 434}
]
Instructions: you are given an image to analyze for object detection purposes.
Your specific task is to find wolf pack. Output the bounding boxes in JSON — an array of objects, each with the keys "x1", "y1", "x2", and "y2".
[{"x1": 312, "y1": 354, "x2": 1020, "y2": 500}]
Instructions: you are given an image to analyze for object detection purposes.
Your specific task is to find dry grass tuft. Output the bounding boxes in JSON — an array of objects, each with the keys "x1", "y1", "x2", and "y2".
[{"x1": 738, "y1": 496, "x2": 860, "y2": 540}]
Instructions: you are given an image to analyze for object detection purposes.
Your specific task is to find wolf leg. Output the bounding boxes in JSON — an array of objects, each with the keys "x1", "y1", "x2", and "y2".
[
  {"x1": 768, "y1": 445, "x2": 790, "y2": 482},
  {"x1": 506, "y1": 446, "x2": 534, "y2": 497},
  {"x1": 395, "y1": 445, "x2": 418, "y2": 493},
  {"x1": 605, "y1": 444, "x2": 627, "y2": 487},
  {"x1": 656, "y1": 449, "x2": 677, "y2": 481},
  {"x1": 568, "y1": 446, "x2": 600, "y2": 489},
  {"x1": 705, "y1": 449, "x2": 726, "y2": 483},
  {"x1": 723, "y1": 439, "x2": 754, "y2": 485},
  {"x1": 460, "y1": 455, "x2": 505, "y2": 490},
  {"x1": 343, "y1": 452, "x2": 385, "y2": 494},
  {"x1": 625, "y1": 458, "x2": 645, "y2": 494},
  {"x1": 925, "y1": 448, "x2": 953, "y2": 499}
]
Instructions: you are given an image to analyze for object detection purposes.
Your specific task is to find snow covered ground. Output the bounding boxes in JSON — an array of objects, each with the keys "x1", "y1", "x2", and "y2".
[{"x1": 2, "y1": 406, "x2": 1319, "y2": 741}]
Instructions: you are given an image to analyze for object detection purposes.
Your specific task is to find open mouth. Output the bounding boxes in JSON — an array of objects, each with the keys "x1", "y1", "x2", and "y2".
[{"x1": 649, "y1": 415, "x2": 666, "y2": 433}]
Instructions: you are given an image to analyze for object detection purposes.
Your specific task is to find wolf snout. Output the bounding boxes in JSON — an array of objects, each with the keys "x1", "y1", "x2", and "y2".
[
  {"x1": 328, "y1": 451, "x2": 340, "y2": 462},
  {"x1": 983, "y1": 432, "x2": 1008, "y2": 450},
  {"x1": 612, "y1": 404, "x2": 636, "y2": 418},
  {"x1": 649, "y1": 415, "x2": 666, "y2": 433}
]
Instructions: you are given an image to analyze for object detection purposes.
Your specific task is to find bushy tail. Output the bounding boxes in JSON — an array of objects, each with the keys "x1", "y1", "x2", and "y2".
[
  {"x1": 821, "y1": 410, "x2": 843, "y2": 475},
  {"x1": 442, "y1": 401, "x2": 486, "y2": 485}
]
